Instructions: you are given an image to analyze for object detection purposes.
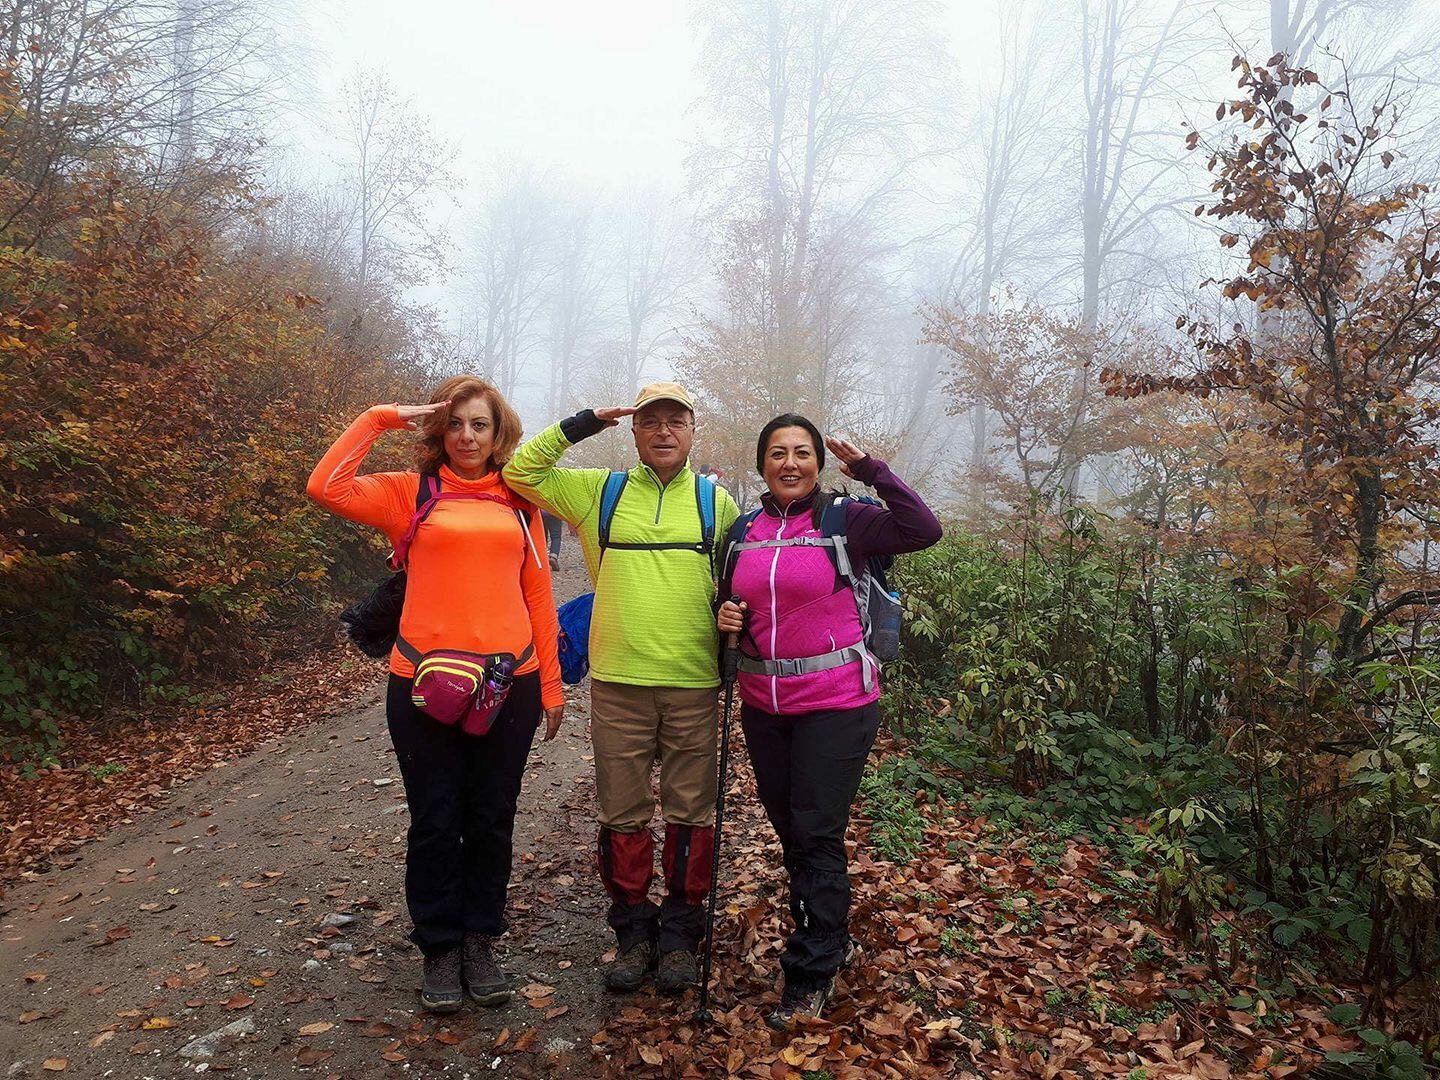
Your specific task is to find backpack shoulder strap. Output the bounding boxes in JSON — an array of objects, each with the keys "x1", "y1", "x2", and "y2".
[
  {"x1": 597, "y1": 471, "x2": 629, "y2": 553},
  {"x1": 694, "y1": 474, "x2": 718, "y2": 567},
  {"x1": 416, "y1": 471, "x2": 440, "y2": 512},
  {"x1": 507, "y1": 490, "x2": 535, "y2": 520},
  {"x1": 720, "y1": 508, "x2": 765, "y2": 586},
  {"x1": 819, "y1": 496, "x2": 858, "y2": 584},
  {"x1": 390, "y1": 472, "x2": 442, "y2": 569},
  {"x1": 503, "y1": 491, "x2": 543, "y2": 571}
]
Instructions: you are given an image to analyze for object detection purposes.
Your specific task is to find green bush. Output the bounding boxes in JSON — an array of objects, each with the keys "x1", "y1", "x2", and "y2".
[{"x1": 885, "y1": 513, "x2": 1440, "y2": 1032}]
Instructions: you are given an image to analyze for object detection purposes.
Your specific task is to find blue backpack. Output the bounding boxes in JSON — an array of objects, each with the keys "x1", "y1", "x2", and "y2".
[
  {"x1": 554, "y1": 470, "x2": 719, "y2": 685},
  {"x1": 556, "y1": 592, "x2": 594, "y2": 685}
]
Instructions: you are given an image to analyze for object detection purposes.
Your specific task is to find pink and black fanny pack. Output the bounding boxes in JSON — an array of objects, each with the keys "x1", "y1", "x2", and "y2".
[
  {"x1": 378, "y1": 476, "x2": 544, "y2": 736},
  {"x1": 398, "y1": 638, "x2": 535, "y2": 736}
]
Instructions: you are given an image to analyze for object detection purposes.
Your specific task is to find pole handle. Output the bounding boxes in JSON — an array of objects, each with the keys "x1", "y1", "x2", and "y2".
[{"x1": 721, "y1": 595, "x2": 744, "y2": 684}]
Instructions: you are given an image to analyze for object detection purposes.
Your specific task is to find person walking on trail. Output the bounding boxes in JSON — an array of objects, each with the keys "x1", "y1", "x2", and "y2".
[
  {"x1": 306, "y1": 376, "x2": 565, "y2": 1015},
  {"x1": 541, "y1": 509, "x2": 564, "y2": 571},
  {"x1": 716, "y1": 413, "x2": 941, "y2": 1030},
  {"x1": 503, "y1": 382, "x2": 740, "y2": 995}
]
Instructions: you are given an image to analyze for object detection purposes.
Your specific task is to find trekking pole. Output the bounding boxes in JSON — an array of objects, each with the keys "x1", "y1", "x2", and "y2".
[{"x1": 696, "y1": 598, "x2": 743, "y2": 1025}]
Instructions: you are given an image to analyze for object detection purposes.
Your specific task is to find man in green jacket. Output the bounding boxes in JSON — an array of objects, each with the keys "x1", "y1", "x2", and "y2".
[{"x1": 504, "y1": 382, "x2": 740, "y2": 994}]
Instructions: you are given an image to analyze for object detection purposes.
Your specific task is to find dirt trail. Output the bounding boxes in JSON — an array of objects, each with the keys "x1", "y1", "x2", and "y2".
[{"x1": 0, "y1": 565, "x2": 629, "y2": 1079}]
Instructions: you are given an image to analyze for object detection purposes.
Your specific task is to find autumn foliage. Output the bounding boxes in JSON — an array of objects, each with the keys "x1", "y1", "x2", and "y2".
[
  {"x1": 0, "y1": 62, "x2": 424, "y2": 757},
  {"x1": 914, "y1": 55, "x2": 1440, "y2": 1056}
]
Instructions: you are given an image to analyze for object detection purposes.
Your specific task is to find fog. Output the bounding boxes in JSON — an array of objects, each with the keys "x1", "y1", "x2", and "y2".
[{"x1": 101, "y1": 0, "x2": 1440, "y2": 505}]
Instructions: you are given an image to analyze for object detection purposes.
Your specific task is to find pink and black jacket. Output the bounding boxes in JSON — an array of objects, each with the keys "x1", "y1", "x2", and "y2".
[{"x1": 718, "y1": 456, "x2": 942, "y2": 717}]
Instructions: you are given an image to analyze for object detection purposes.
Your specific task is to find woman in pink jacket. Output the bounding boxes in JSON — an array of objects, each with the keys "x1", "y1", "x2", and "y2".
[{"x1": 716, "y1": 413, "x2": 941, "y2": 1030}]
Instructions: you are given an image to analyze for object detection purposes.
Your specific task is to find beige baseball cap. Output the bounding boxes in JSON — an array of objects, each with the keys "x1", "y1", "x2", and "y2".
[{"x1": 633, "y1": 381, "x2": 696, "y2": 412}]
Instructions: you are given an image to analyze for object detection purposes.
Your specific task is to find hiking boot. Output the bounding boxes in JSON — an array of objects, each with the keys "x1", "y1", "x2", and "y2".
[
  {"x1": 765, "y1": 981, "x2": 832, "y2": 1032},
  {"x1": 419, "y1": 946, "x2": 463, "y2": 1013},
  {"x1": 463, "y1": 933, "x2": 512, "y2": 1006},
  {"x1": 654, "y1": 949, "x2": 699, "y2": 995},
  {"x1": 603, "y1": 939, "x2": 657, "y2": 992}
]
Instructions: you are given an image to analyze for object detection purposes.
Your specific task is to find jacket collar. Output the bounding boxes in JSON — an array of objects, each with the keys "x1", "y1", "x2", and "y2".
[
  {"x1": 760, "y1": 483, "x2": 820, "y2": 518},
  {"x1": 438, "y1": 464, "x2": 506, "y2": 493},
  {"x1": 635, "y1": 461, "x2": 693, "y2": 488}
]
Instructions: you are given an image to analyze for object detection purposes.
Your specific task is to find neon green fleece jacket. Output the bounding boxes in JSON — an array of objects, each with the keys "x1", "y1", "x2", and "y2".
[{"x1": 503, "y1": 412, "x2": 739, "y2": 688}]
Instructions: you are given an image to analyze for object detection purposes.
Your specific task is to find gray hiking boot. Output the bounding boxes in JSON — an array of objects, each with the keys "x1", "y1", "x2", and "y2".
[
  {"x1": 603, "y1": 939, "x2": 657, "y2": 992},
  {"x1": 420, "y1": 946, "x2": 463, "y2": 1013},
  {"x1": 765, "y1": 980, "x2": 833, "y2": 1032},
  {"x1": 655, "y1": 949, "x2": 699, "y2": 995},
  {"x1": 463, "y1": 933, "x2": 512, "y2": 1006}
]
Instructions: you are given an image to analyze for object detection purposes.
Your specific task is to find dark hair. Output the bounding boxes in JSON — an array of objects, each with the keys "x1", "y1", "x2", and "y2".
[
  {"x1": 756, "y1": 413, "x2": 825, "y2": 473},
  {"x1": 755, "y1": 413, "x2": 840, "y2": 528}
]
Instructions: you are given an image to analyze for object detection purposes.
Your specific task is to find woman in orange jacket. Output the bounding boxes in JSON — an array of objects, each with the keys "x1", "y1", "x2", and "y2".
[{"x1": 307, "y1": 376, "x2": 563, "y2": 1013}]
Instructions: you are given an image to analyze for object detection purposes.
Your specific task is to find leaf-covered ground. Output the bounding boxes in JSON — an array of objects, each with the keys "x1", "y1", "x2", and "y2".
[
  {"x1": 1, "y1": 664, "x2": 618, "y2": 1078},
  {"x1": 1, "y1": 568, "x2": 1386, "y2": 1079},
  {"x1": 596, "y1": 743, "x2": 1379, "y2": 1079},
  {"x1": 0, "y1": 643, "x2": 378, "y2": 886}
]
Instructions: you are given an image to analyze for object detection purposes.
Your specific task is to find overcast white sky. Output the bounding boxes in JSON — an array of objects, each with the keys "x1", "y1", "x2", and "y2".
[
  {"x1": 296, "y1": 1, "x2": 1042, "y2": 188},
  {"x1": 306, "y1": 0, "x2": 707, "y2": 191}
]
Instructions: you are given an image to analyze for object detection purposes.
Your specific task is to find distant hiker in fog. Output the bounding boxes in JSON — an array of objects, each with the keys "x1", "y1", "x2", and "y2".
[
  {"x1": 307, "y1": 377, "x2": 564, "y2": 1014},
  {"x1": 541, "y1": 509, "x2": 565, "y2": 570},
  {"x1": 504, "y1": 383, "x2": 740, "y2": 995},
  {"x1": 716, "y1": 413, "x2": 941, "y2": 1029}
]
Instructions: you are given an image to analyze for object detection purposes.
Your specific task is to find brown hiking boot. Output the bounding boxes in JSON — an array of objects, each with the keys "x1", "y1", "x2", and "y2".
[
  {"x1": 603, "y1": 939, "x2": 657, "y2": 992},
  {"x1": 655, "y1": 949, "x2": 699, "y2": 995},
  {"x1": 419, "y1": 946, "x2": 463, "y2": 1013},
  {"x1": 463, "y1": 933, "x2": 512, "y2": 1006}
]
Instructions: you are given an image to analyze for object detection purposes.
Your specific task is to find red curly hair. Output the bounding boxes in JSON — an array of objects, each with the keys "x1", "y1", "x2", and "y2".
[{"x1": 411, "y1": 376, "x2": 523, "y2": 474}]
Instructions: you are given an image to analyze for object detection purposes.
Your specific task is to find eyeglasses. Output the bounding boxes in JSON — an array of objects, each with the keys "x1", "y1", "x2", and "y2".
[{"x1": 634, "y1": 418, "x2": 694, "y2": 432}]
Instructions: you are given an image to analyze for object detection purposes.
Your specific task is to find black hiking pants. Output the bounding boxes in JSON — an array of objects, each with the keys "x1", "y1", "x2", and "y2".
[
  {"x1": 739, "y1": 699, "x2": 881, "y2": 992},
  {"x1": 386, "y1": 673, "x2": 540, "y2": 956}
]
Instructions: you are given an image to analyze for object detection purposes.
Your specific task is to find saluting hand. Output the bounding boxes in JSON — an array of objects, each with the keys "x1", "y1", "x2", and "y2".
[
  {"x1": 824, "y1": 436, "x2": 868, "y2": 480},
  {"x1": 395, "y1": 402, "x2": 448, "y2": 430},
  {"x1": 593, "y1": 407, "x2": 638, "y2": 428}
]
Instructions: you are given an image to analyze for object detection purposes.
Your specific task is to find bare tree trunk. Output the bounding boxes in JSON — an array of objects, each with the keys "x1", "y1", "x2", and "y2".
[
  {"x1": 765, "y1": 0, "x2": 791, "y2": 364},
  {"x1": 172, "y1": 0, "x2": 198, "y2": 165}
]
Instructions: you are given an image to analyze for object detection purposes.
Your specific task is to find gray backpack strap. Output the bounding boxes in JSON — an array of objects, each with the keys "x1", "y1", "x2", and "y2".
[
  {"x1": 730, "y1": 536, "x2": 841, "y2": 555},
  {"x1": 733, "y1": 503, "x2": 880, "y2": 692},
  {"x1": 738, "y1": 643, "x2": 876, "y2": 693},
  {"x1": 830, "y1": 531, "x2": 855, "y2": 583}
]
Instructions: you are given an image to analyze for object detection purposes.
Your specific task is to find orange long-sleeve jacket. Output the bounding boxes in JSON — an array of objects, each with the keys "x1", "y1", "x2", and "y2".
[{"x1": 307, "y1": 405, "x2": 563, "y2": 711}]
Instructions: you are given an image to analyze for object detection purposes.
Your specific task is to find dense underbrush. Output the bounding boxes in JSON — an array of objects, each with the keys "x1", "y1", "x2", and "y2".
[{"x1": 867, "y1": 515, "x2": 1438, "y2": 1073}]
